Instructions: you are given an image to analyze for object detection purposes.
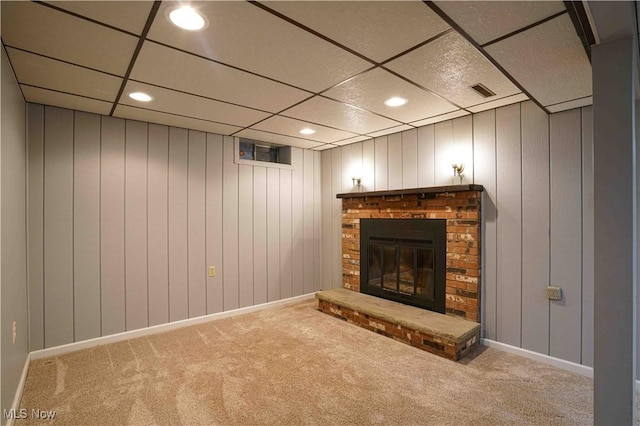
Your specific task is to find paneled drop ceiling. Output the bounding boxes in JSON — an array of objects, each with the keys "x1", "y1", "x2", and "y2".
[{"x1": 1, "y1": 0, "x2": 593, "y2": 150}]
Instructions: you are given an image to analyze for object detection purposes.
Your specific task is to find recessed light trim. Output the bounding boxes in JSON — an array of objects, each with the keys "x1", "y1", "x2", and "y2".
[
  {"x1": 300, "y1": 128, "x2": 316, "y2": 135},
  {"x1": 128, "y1": 92, "x2": 154, "y2": 102},
  {"x1": 168, "y1": 6, "x2": 207, "y2": 31},
  {"x1": 384, "y1": 97, "x2": 408, "y2": 107}
]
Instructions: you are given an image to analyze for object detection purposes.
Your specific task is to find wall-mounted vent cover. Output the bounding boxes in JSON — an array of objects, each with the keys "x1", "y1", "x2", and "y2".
[{"x1": 471, "y1": 83, "x2": 496, "y2": 98}]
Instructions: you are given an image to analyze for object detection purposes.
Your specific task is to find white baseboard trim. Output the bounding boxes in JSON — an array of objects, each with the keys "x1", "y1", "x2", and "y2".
[
  {"x1": 6, "y1": 353, "x2": 31, "y2": 426},
  {"x1": 482, "y1": 339, "x2": 640, "y2": 392},
  {"x1": 30, "y1": 293, "x2": 316, "y2": 360},
  {"x1": 481, "y1": 338, "x2": 593, "y2": 378}
]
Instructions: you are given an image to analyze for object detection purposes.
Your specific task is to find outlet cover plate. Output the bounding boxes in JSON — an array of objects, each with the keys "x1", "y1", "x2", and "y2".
[{"x1": 547, "y1": 286, "x2": 562, "y2": 301}]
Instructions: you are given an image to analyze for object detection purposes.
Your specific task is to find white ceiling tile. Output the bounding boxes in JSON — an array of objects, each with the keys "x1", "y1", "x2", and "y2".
[
  {"x1": 385, "y1": 32, "x2": 520, "y2": 108},
  {"x1": 7, "y1": 48, "x2": 121, "y2": 102},
  {"x1": 434, "y1": 1, "x2": 567, "y2": 45},
  {"x1": 283, "y1": 97, "x2": 400, "y2": 135},
  {"x1": 235, "y1": 129, "x2": 324, "y2": 150},
  {"x1": 410, "y1": 110, "x2": 470, "y2": 127},
  {"x1": 130, "y1": 42, "x2": 312, "y2": 113},
  {"x1": 21, "y1": 85, "x2": 112, "y2": 116},
  {"x1": 485, "y1": 15, "x2": 592, "y2": 108},
  {"x1": 323, "y1": 68, "x2": 457, "y2": 123},
  {"x1": 120, "y1": 82, "x2": 270, "y2": 128},
  {"x1": 43, "y1": 1, "x2": 153, "y2": 35},
  {"x1": 252, "y1": 116, "x2": 357, "y2": 144},
  {"x1": 333, "y1": 136, "x2": 372, "y2": 146},
  {"x1": 367, "y1": 125, "x2": 415, "y2": 138},
  {"x1": 265, "y1": 1, "x2": 450, "y2": 62},
  {"x1": 467, "y1": 93, "x2": 529, "y2": 113},
  {"x1": 1, "y1": 1, "x2": 138, "y2": 76},
  {"x1": 546, "y1": 97, "x2": 593, "y2": 113},
  {"x1": 114, "y1": 105, "x2": 242, "y2": 135},
  {"x1": 146, "y1": 1, "x2": 371, "y2": 92}
]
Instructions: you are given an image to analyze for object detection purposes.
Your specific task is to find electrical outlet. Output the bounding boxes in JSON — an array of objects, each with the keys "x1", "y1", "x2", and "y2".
[
  {"x1": 12, "y1": 321, "x2": 16, "y2": 344},
  {"x1": 208, "y1": 266, "x2": 216, "y2": 277},
  {"x1": 547, "y1": 286, "x2": 562, "y2": 301}
]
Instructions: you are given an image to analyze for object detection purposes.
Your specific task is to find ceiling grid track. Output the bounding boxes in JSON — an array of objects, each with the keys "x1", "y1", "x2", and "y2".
[
  {"x1": 3, "y1": 1, "x2": 595, "y2": 148},
  {"x1": 423, "y1": 0, "x2": 551, "y2": 115},
  {"x1": 563, "y1": 1, "x2": 596, "y2": 62},
  {"x1": 109, "y1": 0, "x2": 162, "y2": 116},
  {"x1": 481, "y1": 10, "x2": 569, "y2": 48}
]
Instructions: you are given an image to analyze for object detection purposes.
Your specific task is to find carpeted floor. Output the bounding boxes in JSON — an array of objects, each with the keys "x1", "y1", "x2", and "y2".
[{"x1": 17, "y1": 300, "x2": 604, "y2": 425}]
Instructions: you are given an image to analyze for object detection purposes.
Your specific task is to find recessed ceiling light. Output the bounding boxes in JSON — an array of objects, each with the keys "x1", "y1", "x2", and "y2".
[
  {"x1": 384, "y1": 97, "x2": 408, "y2": 107},
  {"x1": 300, "y1": 128, "x2": 316, "y2": 135},
  {"x1": 128, "y1": 92, "x2": 153, "y2": 102},
  {"x1": 169, "y1": 6, "x2": 206, "y2": 31}
]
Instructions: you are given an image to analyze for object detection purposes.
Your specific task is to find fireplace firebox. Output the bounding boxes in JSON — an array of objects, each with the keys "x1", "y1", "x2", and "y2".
[{"x1": 360, "y1": 218, "x2": 446, "y2": 314}]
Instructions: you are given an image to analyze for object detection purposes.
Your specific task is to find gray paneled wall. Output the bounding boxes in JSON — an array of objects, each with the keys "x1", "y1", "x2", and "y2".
[
  {"x1": 27, "y1": 104, "x2": 322, "y2": 350},
  {"x1": 321, "y1": 101, "x2": 595, "y2": 367}
]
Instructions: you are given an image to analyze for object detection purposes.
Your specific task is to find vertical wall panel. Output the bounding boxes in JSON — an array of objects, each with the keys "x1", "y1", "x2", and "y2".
[
  {"x1": 238, "y1": 165, "x2": 254, "y2": 308},
  {"x1": 253, "y1": 167, "x2": 268, "y2": 304},
  {"x1": 387, "y1": 133, "x2": 402, "y2": 190},
  {"x1": 100, "y1": 115, "x2": 126, "y2": 336},
  {"x1": 291, "y1": 148, "x2": 304, "y2": 294},
  {"x1": 188, "y1": 131, "x2": 206, "y2": 317},
  {"x1": 351, "y1": 142, "x2": 363, "y2": 192},
  {"x1": 44, "y1": 106, "x2": 74, "y2": 346},
  {"x1": 147, "y1": 124, "x2": 169, "y2": 326},
  {"x1": 453, "y1": 115, "x2": 473, "y2": 184},
  {"x1": 313, "y1": 151, "x2": 322, "y2": 291},
  {"x1": 401, "y1": 129, "x2": 418, "y2": 188},
  {"x1": 205, "y1": 133, "x2": 223, "y2": 314},
  {"x1": 27, "y1": 104, "x2": 45, "y2": 350},
  {"x1": 279, "y1": 169, "x2": 293, "y2": 298},
  {"x1": 303, "y1": 149, "x2": 315, "y2": 294},
  {"x1": 267, "y1": 167, "x2": 280, "y2": 301},
  {"x1": 520, "y1": 101, "x2": 550, "y2": 354},
  {"x1": 434, "y1": 120, "x2": 453, "y2": 185},
  {"x1": 417, "y1": 125, "x2": 435, "y2": 187},
  {"x1": 417, "y1": 124, "x2": 435, "y2": 188},
  {"x1": 473, "y1": 109, "x2": 497, "y2": 339},
  {"x1": 124, "y1": 120, "x2": 148, "y2": 331},
  {"x1": 330, "y1": 148, "x2": 342, "y2": 288},
  {"x1": 321, "y1": 150, "x2": 332, "y2": 290},
  {"x1": 341, "y1": 143, "x2": 357, "y2": 193},
  {"x1": 30, "y1": 109, "x2": 327, "y2": 348},
  {"x1": 340, "y1": 144, "x2": 350, "y2": 192},
  {"x1": 495, "y1": 104, "x2": 522, "y2": 347},
  {"x1": 374, "y1": 136, "x2": 387, "y2": 190},
  {"x1": 581, "y1": 106, "x2": 594, "y2": 367},
  {"x1": 168, "y1": 127, "x2": 188, "y2": 321},
  {"x1": 362, "y1": 139, "x2": 375, "y2": 192},
  {"x1": 222, "y1": 136, "x2": 239, "y2": 310},
  {"x1": 550, "y1": 109, "x2": 583, "y2": 363}
]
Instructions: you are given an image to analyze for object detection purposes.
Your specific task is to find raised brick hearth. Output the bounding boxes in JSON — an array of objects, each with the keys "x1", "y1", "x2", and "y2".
[{"x1": 318, "y1": 185, "x2": 483, "y2": 361}]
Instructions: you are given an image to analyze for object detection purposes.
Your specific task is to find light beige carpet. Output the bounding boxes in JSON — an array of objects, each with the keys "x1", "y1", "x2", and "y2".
[{"x1": 17, "y1": 300, "x2": 603, "y2": 425}]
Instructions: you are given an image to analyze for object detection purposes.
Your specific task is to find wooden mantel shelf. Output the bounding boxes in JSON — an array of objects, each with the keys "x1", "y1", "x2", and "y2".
[{"x1": 336, "y1": 184, "x2": 484, "y2": 199}]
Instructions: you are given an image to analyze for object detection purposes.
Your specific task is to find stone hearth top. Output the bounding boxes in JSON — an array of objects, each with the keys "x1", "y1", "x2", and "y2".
[
  {"x1": 336, "y1": 184, "x2": 484, "y2": 199},
  {"x1": 316, "y1": 288, "x2": 480, "y2": 344}
]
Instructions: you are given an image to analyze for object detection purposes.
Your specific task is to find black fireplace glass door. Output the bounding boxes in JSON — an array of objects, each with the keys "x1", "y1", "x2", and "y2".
[
  {"x1": 416, "y1": 248, "x2": 435, "y2": 300},
  {"x1": 382, "y1": 246, "x2": 397, "y2": 292},
  {"x1": 368, "y1": 245, "x2": 383, "y2": 289},
  {"x1": 360, "y1": 218, "x2": 446, "y2": 314},
  {"x1": 398, "y1": 248, "x2": 415, "y2": 295}
]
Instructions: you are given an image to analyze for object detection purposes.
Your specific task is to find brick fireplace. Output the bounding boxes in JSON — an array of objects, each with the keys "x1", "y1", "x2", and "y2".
[
  {"x1": 340, "y1": 185, "x2": 483, "y2": 322},
  {"x1": 317, "y1": 185, "x2": 483, "y2": 360}
]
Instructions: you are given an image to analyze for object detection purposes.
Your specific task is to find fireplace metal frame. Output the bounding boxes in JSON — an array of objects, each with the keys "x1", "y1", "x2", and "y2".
[{"x1": 360, "y1": 218, "x2": 446, "y2": 314}]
